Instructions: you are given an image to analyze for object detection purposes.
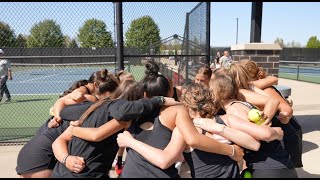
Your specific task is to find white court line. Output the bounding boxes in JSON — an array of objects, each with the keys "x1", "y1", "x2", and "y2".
[
  {"x1": 9, "y1": 81, "x2": 73, "y2": 84},
  {"x1": 11, "y1": 93, "x2": 60, "y2": 96},
  {"x1": 18, "y1": 70, "x2": 78, "y2": 83},
  {"x1": 280, "y1": 72, "x2": 320, "y2": 77}
]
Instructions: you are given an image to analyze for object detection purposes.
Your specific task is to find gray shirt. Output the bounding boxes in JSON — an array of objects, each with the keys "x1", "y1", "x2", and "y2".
[
  {"x1": 220, "y1": 56, "x2": 232, "y2": 68},
  {"x1": 0, "y1": 59, "x2": 11, "y2": 77}
]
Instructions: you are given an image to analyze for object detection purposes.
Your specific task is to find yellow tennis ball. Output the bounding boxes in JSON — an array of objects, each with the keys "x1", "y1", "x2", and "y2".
[
  {"x1": 243, "y1": 171, "x2": 252, "y2": 178},
  {"x1": 248, "y1": 109, "x2": 261, "y2": 123},
  {"x1": 49, "y1": 107, "x2": 54, "y2": 116}
]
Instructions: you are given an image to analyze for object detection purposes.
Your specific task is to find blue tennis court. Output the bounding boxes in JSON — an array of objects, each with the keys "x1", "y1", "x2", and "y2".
[
  {"x1": 8, "y1": 63, "x2": 119, "y2": 95},
  {"x1": 279, "y1": 66, "x2": 320, "y2": 77}
]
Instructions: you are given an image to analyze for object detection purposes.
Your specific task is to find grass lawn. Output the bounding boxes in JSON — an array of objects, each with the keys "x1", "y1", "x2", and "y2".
[{"x1": 279, "y1": 73, "x2": 320, "y2": 84}]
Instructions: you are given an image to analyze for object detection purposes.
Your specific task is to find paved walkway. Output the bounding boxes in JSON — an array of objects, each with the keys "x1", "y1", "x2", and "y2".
[{"x1": 0, "y1": 78, "x2": 319, "y2": 178}]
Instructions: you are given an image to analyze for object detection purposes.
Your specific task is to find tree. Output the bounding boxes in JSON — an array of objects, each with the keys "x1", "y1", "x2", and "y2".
[
  {"x1": 125, "y1": 16, "x2": 161, "y2": 53},
  {"x1": 274, "y1": 37, "x2": 284, "y2": 48},
  {"x1": 16, "y1": 34, "x2": 27, "y2": 47},
  {"x1": 64, "y1": 35, "x2": 78, "y2": 48},
  {"x1": 78, "y1": 18, "x2": 114, "y2": 48},
  {"x1": 27, "y1": 19, "x2": 64, "y2": 48},
  {"x1": 306, "y1": 36, "x2": 320, "y2": 48},
  {"x1": 0, "y1": 21, "x2": 16, "y2": 47}
]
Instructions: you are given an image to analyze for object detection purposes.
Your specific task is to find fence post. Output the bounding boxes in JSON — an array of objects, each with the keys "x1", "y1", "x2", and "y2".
[
  {"x1": 185, "y1": 12, "x2": 190, "y2": 81},
  {"x1": 115, "y1": 2, "x2": 124, "y2": 72},
  {"x1": 206, "y1": 2, "x2": 211, "y2": 66},
  {"x1": 297, "y1": 65, "x2": 300, "y2": 80}
]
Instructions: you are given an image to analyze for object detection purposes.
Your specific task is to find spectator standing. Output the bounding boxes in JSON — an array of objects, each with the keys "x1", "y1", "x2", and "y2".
[
  {"x1": 220, "y1": 50, "x2": 233, "y2": 68},
  {"x1": 0, "y1": 49, "x2": 12, "y2": 102}
]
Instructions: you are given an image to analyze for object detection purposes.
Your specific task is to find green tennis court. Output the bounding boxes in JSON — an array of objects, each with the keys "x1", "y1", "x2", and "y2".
[
  {"x1": 0, "y1": 64, "x2": 146, "y2": 142},
  {"x1": 279, "y1": 65, "x2": 320, "y2": 84}
]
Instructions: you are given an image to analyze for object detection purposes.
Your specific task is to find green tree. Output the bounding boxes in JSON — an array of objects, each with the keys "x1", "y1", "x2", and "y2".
[
  {"x1": 0, "y1": 21, "x2": 16, "y2": 47},
  {"x1": 27, "y1": 19, "x2": 64, "y2": 48},
  {"x1": 306, "y1": 36, "x2": 320, "y2": 48},
  {"x1": 274, "y1": 37, "x2": 284, "y2": 48},
  {"x1": 64, "y1": 35, "x2": 78, "y2": 48},
  {"x1": 78, "y1": 19, "x2": 114, "y2": 48},
  {"x1": 16, "y1": 34, "x2": 27, "y2": 47},
  {"x1": 125, "y1": 16, "x2": 161, "y2": 53}
]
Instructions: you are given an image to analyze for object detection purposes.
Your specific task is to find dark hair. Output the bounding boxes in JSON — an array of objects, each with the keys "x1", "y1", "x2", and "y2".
[
  {"x1": 96, "y1": 72, "x2": 119, "y2": 95},
  {"x1": 116, "y1": 70, "x2": 135, "y2": 83},
  {"x1": 141, "y1": 61, "x2": 170, "y2": 98},
  {"x1": 88, "y1": 69, "x2": 118, "y2": 85},
  {"x1": 59, "y1": 79, "x2": 89, "y2": 98},
  {"x1": 112, "y1": 80, "x2": 143, "y2": 101},
  {"x1": 77, "y1": 79, "x2": 139, "y2": 126}
]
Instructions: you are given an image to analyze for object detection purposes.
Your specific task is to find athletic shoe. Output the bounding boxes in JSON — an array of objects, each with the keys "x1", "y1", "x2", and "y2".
[
  {"x1": 115, "y1": 163, "x2": 124, "y2": 175},
  {"x1": 175, "y1": 161, "x2": 182, "y2": 175}
]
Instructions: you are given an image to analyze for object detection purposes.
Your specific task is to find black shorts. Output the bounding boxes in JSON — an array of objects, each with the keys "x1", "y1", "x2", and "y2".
[
  {"x1": 252, "y1": 168, "x2": 298, "y2": 178},
  {"x1": 16, "y1": 134, "x2": 56, "y2": 175}
]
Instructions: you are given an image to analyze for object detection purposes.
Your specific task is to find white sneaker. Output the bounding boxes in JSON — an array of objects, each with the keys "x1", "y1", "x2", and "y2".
[{"x1": 175, "y1": 161, "x2": 182, "y2": 175}]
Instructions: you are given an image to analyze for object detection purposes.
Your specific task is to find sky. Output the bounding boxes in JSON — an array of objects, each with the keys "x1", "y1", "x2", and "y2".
[{"x1": 1, "y1": 2, "x2": 319, "y2": 47}]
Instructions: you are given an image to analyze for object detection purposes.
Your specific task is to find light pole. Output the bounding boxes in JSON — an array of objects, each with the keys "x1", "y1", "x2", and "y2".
[{"x1": 236, "y1": 17, "x2": 239, "y2": 44}]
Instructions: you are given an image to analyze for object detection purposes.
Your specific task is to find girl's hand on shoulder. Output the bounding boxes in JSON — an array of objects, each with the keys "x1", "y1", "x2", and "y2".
[
  {"x1": 163, "y1": 97, "x2": 180, "y2": 106},
  {"x1": 71, "y1": 92, "x2": 85, "y2": 102},
  {"x1": 48, "y1": 116, "x2": 62, "y2": 128}
]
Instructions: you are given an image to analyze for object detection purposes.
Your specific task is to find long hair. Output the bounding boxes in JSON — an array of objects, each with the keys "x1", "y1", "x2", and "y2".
[
  {"x1": 116, "y1": 70, "x2": 135, "y2": 83},
  {"x1": 228, "y1": 63, "x2": 254, "y2": 90},
  {"x1": 211, "y1": 67, "x2": 229, "y2": 79},
  {"x1": 76, "y1": 70, "x2": 120, "y2": 125},
  {"x1": 111, "y1": 79, "x2": 143, "y2": 101},
  {"x1": 59, "y1": 79, "x2": 88, "y2": 98},
  {"x1": 238, "y1": 59, "x2": 267, "y2": 80},
  {"x1": 209, "y1": 74, "x2": 239, "y2": 107},
  {"x1": 77, "y1": 79, "x2": 142, "y2": 125}
]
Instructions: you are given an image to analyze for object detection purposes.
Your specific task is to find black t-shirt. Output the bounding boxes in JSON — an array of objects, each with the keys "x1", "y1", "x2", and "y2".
[{"x1": 51, "y1": 98, "x2": 162, "y2": 178}]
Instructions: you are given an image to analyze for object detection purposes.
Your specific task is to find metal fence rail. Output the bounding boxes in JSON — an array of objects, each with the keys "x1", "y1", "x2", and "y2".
[
  {"x1": 0, "y1": 2, "x2": 210, "y2": 144},
  {"x1": 279, "y1": 61, "x2": 320, "y2": 84}
]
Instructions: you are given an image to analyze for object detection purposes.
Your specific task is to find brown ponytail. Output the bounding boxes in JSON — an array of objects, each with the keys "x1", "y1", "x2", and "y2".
[{"x1": 77, "y1": 97, "x2": 111, "y2": 125}]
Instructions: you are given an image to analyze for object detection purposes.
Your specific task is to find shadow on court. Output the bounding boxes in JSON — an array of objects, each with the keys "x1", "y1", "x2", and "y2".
[
  {"x1": 296, "y1": 168, "x2": 320, "y2": 178},
  {"x1": 295, "y1": 114, "x2": 320, "y2": 134},
  {"x1": 302, "y1": 140, "x2": 318, "y2": 154}
]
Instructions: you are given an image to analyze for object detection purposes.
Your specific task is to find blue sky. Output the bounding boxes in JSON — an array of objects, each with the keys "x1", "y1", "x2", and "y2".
[{"x1": 1, "y1": 2, "x2": 319, "y2": 47}]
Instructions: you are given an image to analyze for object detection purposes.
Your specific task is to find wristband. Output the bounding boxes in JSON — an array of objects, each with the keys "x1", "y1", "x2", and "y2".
[
  {"x1": 230, "y1": 145, "x2": 235, "y2": 157},
  {"x1": 156, "y1": 96, "x2": 165, "y2": 106},
  {"x1": 62, "y1": 154, "x2": 69, "y2": 166}
]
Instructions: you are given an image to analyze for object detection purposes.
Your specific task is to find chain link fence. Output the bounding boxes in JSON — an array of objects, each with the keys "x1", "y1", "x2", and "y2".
[{"x1": 0, "y1": 2, "x2": 210, "y2": 144}]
